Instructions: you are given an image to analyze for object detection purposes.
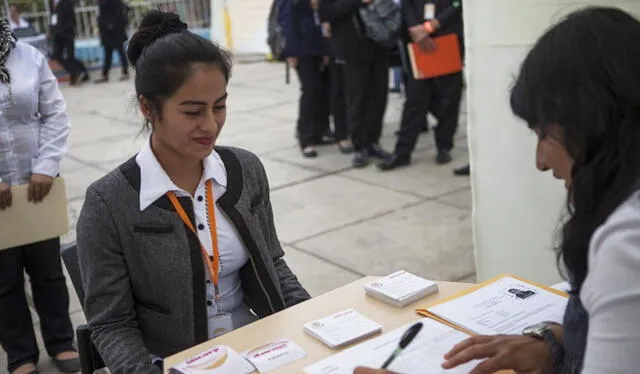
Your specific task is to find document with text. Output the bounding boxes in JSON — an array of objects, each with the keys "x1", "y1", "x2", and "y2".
[
  {"x1": 425, "y1": 275, "x2": 568, "y2": 335},
  {"x1": 303, "y1": 318, "x2": 478, "y2": 374}
]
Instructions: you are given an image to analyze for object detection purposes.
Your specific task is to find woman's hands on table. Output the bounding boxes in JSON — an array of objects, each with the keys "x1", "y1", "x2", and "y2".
[
  {"x1": 353, "y1": 333, "x2": 553, "y2": 374},
  {"x1": 442, "y1": 334, "x2": 553, "y2": 374}
]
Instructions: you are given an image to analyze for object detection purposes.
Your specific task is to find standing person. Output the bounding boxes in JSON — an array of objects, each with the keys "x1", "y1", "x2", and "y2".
[
  {"x1": 322, "y1": 21, "x2": 353, "y2": 153},
  {"x1": 50, "y1": 0, "x2": 89, "y2": 85},
  {"x1": 0, "y1": 21, "x2": 80, "y2": 374},
  {"x1": 278, "y1": 0, "x2": 328, "y2": 157},
  {"x1": 378, "y1": 0, "x2": 463, "y2": 170},
  {"x1": 318, "y1": 0, "x2": 392, "y2": 168},
  {"x1": 8, "y1": 4, "x2": 30, "y2": 30},
  {"x1": 95, "y1": 0, "x2": 130, "y2": 83},
  {"x1": 76, "y1": 11, "x2": 310, "y2": 373}
]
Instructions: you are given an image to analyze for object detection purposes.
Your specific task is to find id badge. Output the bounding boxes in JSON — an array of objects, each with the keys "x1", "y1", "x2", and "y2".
[
  {"x1": 424, "y1": 3, "x2": 436, "y2": 20},
  {"x1": 51, "y1": 14, "x2": 58, "y2": 25},
  {"x1": 209, "y1": 313, "x2": 233, "y2": 338}
]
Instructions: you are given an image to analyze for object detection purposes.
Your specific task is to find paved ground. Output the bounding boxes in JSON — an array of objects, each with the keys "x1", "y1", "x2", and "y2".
[{"x1": 1, "y1": 61, "x2": 473, "y2": 373}]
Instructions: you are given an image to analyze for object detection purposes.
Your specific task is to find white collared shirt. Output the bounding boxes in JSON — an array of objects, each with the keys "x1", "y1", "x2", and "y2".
[
  {"x1": 0, "y1": 42, "x2": 69, "y2": 186},
  {"x1": 136, "y1": 136, "x2": 251, "y2": 338}
]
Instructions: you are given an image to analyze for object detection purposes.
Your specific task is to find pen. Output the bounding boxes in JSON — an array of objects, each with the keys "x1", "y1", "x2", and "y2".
[{"x1": 381, "y1": 322, "x2": 423, "y2": 369}]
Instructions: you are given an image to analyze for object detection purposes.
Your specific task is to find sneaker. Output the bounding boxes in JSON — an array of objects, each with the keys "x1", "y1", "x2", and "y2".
[{"x1": 302, "y1": 146, "x2": 318, "y2": 158}]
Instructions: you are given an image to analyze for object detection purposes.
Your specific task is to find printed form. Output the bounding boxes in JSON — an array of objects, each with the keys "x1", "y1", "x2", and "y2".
[
  {"x1": 427, "y1": 275, "x2": 568, "y2": 335},
  {"x1": 303, "y1": 318, "x2": 478, "y2": 374}
]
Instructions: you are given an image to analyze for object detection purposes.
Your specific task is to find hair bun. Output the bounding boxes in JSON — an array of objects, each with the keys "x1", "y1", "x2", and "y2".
[{"x1": 127, "y1": 10, "x2": 188, "y2": 67}]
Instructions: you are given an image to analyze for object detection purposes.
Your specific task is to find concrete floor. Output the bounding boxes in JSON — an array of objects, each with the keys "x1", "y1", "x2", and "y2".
[{"x1": 1, "y1": 61, "x2": 474, "y2": 373}]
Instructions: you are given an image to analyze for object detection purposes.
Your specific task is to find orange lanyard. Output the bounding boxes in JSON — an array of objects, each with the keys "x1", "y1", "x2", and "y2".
[{"x1": 167, "y1": 180, "x2": 221, "y2": 300}]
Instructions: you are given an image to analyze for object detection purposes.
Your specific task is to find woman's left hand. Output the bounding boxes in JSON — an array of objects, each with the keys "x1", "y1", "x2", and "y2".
[{"x1": 442, "y1": 335, "x2": 552, "y2": 374}]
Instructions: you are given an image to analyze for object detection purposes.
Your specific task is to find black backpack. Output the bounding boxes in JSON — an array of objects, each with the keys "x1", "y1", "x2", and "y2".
[
  {"x1": 267, "y1": 0, "x2": 287, "y2": 61},
  {"x1": 357, "y1": 0, "x2": 402, "y2": 48}
]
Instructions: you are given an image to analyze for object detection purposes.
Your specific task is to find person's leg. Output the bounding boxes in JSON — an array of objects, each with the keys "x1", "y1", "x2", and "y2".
[
  {"x1": 315, "y1": 62, "x2": 333, "y2": 144},
  {"x1": 295, "y1": 56, "x2": 322, "y2": 157},
  {"x1": 96, "y1": 45, "x2": 113, "y2": 82},
  {"x1": 330, "y1": 60, "x2": 351, "y2": 152},
  {"x1": 378, "y1": 74, "x2": 432, "y2": 170},
  {"x1": 0, "y1": 247, "x2": 40, "y2": 373},
  {"x1": 66, "y1": 37, "x2": 88, "y2": 79},
  {"x1": 52, "y1": 35, "x2": 76, "y2": 82},
  {"x1": 342, "y1": 59, "x2": 371, "y2": 167},
  {"x1": 433, "y1": 72, "x2": 464, "y2": 164},
  {"x1": 117, "y1": 43, "x2": 129, "y2": 77},
  {"x1": 365, "y1": 53, "x2": 390, "y2": 156},
  {"x1": 23, "y1": 238, "x2": 75, "y2": 358}
]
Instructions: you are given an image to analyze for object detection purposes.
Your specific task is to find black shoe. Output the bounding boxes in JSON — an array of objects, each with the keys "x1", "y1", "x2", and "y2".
[
  {"x1": 352, "y1": 150, "x2": 370, "y2": 168},
  {"x1": 302, "y1": 146, "x2": 318, "y2": 158},
  {"x1": 80, "y1": 71, "x2": 90, "y2": 82},
  {"x1": 436, "y1": 150, "x2": 453, "y2": 165},
  {"x1": 53, "y1": 357, "x2": 80, "y2": 373},
  {"x1": 378, "y1": 154, "x2": 411, "y2": 171},
  {"x1": 453, "y1": 164, "x2": 470, "y2": 176},
  {"x1": 369, "y1": 143, "x2": 392, "y2": 159}
]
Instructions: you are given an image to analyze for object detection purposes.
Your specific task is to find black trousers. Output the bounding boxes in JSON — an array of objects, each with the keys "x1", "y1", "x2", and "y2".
[
  {"x1": 102, "y1": 44, "x2": 129, "y2": 77},
  {"x1": 342, "y1": 55, "x2": 389, "y2": 151},
  {"x1": 329, "y1": 59, "x2": 348, "y2": 141},
  {"x1": 0, "y1": 238, "x2": 75, "y2": 372},
  {"x1": 52, "y1": 35, "x2": 88, "y2": 79},
  {"x1": 296, "y1": 56, "x2": 330, "y2": 148},
  {"x1": 395, "y1": 71, "x2": 463, "y2": 157}
]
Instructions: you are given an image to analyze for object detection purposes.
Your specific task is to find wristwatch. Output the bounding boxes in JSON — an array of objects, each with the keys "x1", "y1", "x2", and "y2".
[{"x1": 523, "y1": 321, "x2": 564, "y2": 371}]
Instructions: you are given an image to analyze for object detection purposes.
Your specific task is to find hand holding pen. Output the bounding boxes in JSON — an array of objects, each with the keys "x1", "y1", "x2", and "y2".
[{"x1": 353, "y1": 322, "x2": 424, "y2": 374}]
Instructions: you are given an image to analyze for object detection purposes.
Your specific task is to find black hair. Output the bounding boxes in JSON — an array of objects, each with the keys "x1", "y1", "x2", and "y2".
[
  {"x1": 126, "y1": 10, "x2": 232, "y2": 130},
  {"x1": 510, "y1": 7, "x2": 640, "y2": 293}
]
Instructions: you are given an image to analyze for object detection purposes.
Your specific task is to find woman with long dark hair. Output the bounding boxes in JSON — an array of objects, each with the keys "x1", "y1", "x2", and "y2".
[{"x1": 355, "y1": 6, "x2": 640, "y2": 374}]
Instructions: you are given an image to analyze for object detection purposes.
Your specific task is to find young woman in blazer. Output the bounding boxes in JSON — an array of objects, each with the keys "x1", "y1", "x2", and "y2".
[{"x1": 76, "y1": 11, "x2": 310, "y2": 373}]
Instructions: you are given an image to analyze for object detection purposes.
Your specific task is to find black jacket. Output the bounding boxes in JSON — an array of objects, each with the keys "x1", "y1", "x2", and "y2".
[
  {"x1": 50, "y1": 0, "x2": 76, "y2": 38},
  {"x1": 98, "y1": 0, "x2": 128, "y2": 48},
  {"x1": 278, "y1": 0, "x2": 325, "y2": 57},
  {"x1": 318, "y1": 0, "x2": 387, "y2": 62},
  {"x1": 402, "y1": 0, "x2": 463, "y2": 58}
]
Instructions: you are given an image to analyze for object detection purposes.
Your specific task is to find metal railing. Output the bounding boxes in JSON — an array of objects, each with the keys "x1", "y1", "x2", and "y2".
[{"x1": 17, "y1": 0, "x2": 210, "y2": 40}]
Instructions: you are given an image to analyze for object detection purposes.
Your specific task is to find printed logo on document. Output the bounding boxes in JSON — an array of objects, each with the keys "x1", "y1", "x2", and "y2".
[{"x1": 501, "y1": 284, "x2": 537, "y2": 301}]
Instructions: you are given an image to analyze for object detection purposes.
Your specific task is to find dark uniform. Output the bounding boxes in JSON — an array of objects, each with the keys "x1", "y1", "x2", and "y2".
[
  {"x1": 379, "y1": 0, "x2": 463, "y2": 170},
  {"x1": 318, "y1": 0, "x2": 391, "y2": 167}
]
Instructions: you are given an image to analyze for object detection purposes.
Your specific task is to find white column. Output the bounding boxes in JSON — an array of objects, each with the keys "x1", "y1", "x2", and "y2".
[
  {"x1": 465, "y1": 0, "x2": 640, "y2": 284},
  {"x1": 210, "y1": 0, "x2": 229, "y2": 49}
]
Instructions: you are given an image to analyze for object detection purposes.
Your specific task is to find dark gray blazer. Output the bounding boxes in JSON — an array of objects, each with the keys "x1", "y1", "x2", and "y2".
[{"x1": 76, "y1": 147, "x2": 311, "y2": 374}]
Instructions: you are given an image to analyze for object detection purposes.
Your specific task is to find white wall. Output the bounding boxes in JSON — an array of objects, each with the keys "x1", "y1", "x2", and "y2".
[{"x1": 466, "y1": 0, "x2": 640, "y2": 284}]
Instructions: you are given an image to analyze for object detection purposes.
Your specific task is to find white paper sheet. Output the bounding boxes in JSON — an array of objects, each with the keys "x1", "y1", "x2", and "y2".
[
  {"x1": 243, "y1": 339, "x2": 306, "y2": 373},
  {"x1": 365, "y1": 270, "x2": 438, "y2": 302},
  {"x1": 169, "y1": 345, "x2": 255, "y2": 374},
  {"x1": 428, "y1": 276, "x2": 568, "y2": 335},
  {"x1": 303, "y1": 318, "x2": 478, "y2": 374},
  {"x1": 304, "y1": 309, "x2": 381, "y2": 348}
]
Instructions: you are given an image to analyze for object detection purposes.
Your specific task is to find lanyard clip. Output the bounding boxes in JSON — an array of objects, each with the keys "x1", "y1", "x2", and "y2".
[{"x1": 214, "y1": 285, "x2": 221, "y2": 301}]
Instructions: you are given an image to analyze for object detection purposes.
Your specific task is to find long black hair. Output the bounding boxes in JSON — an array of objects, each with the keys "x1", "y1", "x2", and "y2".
[{"x1": 510, "y1": 7, "x2": 640, "y2": 292}]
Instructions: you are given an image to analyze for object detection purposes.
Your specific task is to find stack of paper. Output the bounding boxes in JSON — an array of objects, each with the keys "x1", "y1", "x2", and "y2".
[
  {"x1": 364, "y1": 270, "x2": 439, "y2": 307},
  {"x1": 303, "y1": 309, "x2": 382, "y2": 349},
  {"x1": 168, "y1": 345, "x2": 255, "y2": 374},
  {"x1": 421, "y1": 274, "x2": 569, "y2": 335}
]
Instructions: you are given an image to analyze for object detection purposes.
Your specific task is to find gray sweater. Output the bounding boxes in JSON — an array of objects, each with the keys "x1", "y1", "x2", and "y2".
[{"x1": 76, "y1": 147, "x2": 310, "y2": 374}]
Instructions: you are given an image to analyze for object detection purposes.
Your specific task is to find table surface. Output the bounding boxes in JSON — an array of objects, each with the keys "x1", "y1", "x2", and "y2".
[{"x1": 164, "y1": 277, "x2": 474, "y2": 373}]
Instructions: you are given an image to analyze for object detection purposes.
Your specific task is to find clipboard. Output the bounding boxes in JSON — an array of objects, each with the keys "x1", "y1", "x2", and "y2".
[
  {"x1": 0, "y1": 177, "x2": 69, "y2": 251},
  {"x1": 407, "y1": 33, "x2": 463, "y2": 80}
]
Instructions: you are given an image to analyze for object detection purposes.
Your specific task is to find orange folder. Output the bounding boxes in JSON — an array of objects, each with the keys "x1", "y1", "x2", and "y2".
[{"x1": 407, "y1": 33, "x2": 463, "y2": 80}]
